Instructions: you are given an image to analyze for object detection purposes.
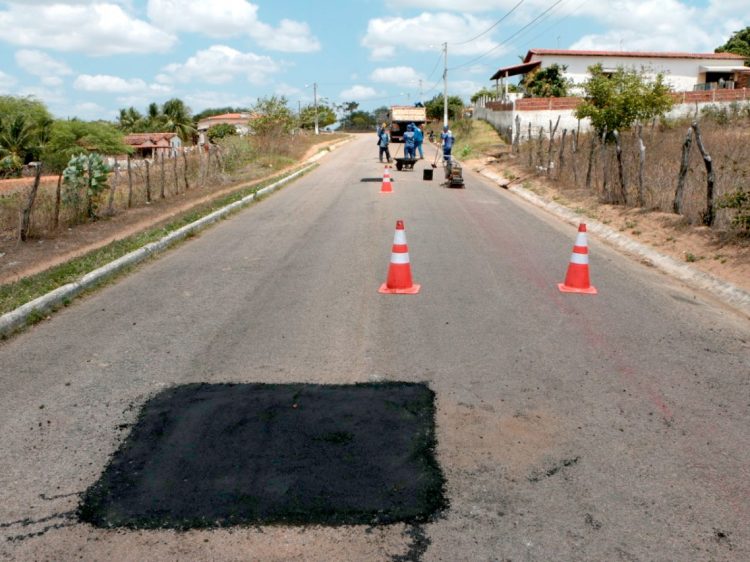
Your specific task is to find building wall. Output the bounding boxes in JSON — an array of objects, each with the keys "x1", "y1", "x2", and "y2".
[
  {"x1": 529, "y1": 54, "x2": 744, "y2": 92},
  {"x1": 476, "y1": 94, "x2": 750, "y2": 141}
]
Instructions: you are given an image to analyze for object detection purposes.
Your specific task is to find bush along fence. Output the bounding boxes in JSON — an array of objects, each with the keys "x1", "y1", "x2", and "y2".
[
  {"x1": 500, "y1": 111, "x2": 750, "y2": 235},
  {"x1": 1, "y1": 144, "x2": 231, "y2": 241}
]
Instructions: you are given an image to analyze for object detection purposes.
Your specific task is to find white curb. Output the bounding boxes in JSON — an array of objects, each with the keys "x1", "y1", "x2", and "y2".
[
  {"x1": 0, "y1": 164, "x2": 316, "y2": 338},
  {"x1": 478, "y1": 168, "x2": 750, "y2": 318}
]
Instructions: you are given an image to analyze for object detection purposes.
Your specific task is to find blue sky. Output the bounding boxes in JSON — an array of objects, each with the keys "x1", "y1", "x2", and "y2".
[{"x1": 0, "y1": 0, "x2": 746, "y2": 121}]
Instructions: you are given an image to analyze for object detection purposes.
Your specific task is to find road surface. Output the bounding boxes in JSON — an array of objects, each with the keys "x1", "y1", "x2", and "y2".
[{"x1": 1, "y1": 134, "x2": 748, "y2": 561}]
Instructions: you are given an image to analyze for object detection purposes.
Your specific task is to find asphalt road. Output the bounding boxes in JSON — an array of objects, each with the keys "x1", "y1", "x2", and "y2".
[{"x1": 1, "y1": 134, "x2": 748, "y2": 561}]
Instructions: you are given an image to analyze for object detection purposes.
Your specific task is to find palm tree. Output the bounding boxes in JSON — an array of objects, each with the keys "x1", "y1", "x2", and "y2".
[
  {"x1": 161, "y1": 98, "x2": 196, "y2": 142},
  {"x1": 0, "y1": 114, "x2": 36, "y2": 177},
  {"x1": 118, "y1": 107, "x2": 144, "y2": 132}
]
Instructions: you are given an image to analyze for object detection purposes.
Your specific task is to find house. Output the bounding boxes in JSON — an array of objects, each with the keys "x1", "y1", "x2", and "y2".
[
  {"x1": 196, "y1": 112, "x2": 257, "y2": 144},
  {"x1": 123, "y1": 133, "x2": 181, "y2": 160},
  {"x1": 490, "y1": 49, "x2": 750, "y2": 98}
]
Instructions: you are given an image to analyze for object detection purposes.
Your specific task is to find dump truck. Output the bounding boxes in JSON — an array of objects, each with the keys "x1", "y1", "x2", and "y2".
[{"x1": 388, "y1": 105, "x2": 427, "y2": 143}]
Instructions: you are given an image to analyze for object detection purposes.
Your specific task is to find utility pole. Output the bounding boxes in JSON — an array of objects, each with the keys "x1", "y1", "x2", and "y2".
[
  {"x1": 442, "y1": 42, "x2": 448, "y2": 127},
  {"x1": 313, "y1": 82, "x2": 319, "y2": 135}
]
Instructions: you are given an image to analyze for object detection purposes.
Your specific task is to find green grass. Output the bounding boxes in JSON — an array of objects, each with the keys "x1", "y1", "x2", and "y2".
[{"x1": 0, "y1": 165, "x2": 316, "y2": 317}]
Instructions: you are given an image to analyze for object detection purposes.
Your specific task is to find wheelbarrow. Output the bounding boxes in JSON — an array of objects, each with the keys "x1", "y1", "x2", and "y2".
[{"x1": 394, "y1": 157, "x2": 417, "y2": 171}]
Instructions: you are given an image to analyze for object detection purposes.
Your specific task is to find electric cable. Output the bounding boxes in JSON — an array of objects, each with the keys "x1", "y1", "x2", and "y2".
[{"x1": 451, "y1": 0, "x2": 525, "y2": 45}]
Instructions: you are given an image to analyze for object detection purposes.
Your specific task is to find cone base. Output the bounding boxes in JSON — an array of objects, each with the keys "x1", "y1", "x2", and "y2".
[
  {"x1": 558, "y1": 282, "x2": 597, "y2": 294},
  {"x1": 379, "y1": 283, "x2": 421, "y2": 294}
]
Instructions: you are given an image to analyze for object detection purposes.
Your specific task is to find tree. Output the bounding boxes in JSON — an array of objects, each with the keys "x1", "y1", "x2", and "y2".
[
  {"x1": 207, "y1": 123, "x2": 238, "y2": 141},
  {"x1": 425, "y1": 95, "x2": 465, "y2": 121},
  {"x1": 43, "y1": 120, "x2": 130, "y2": 174},
  {"x1": 372, "y1": 106, "x2": 390, "y2": 125},
  {"x1": 161, "y1": 98, "x2": 196, "y2": 142},
  {"x1": 251, "y1": 96, "x2": 295, "y2": 154},
  {"x1": 575, "y1": 64, "x2": 674, "y2": 137},
  {"x1": 346, "y1": 110, "x2": 376, "y2": 130},
  {"x1": 117, "y1": 107, "x2": 145, "y2": 132},
  {"x1": 0, "y1": 96, "x2": 53, "y2": 177},
  {"x1": 715, "y1": 27, "x2": 750, "y2": 62},
  {"x1": 470, "y1": 87, "x2": 498, "y2": 103},
  {"x1": 521, "y1": 64, "x2": 571, "y2": 97},
  {"x1": 299, "y1": 103, "x2": 336, "y2": 129}
]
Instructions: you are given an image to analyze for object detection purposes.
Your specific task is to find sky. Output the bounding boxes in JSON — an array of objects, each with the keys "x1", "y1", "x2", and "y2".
[{"x1": 0, "y1": 0, "x2": 746, "y2": 121}]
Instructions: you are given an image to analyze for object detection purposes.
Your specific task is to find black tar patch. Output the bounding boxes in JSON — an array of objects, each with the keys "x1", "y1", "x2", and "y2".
[{"x1": 78, "y1": 382, "x2": 446, "y2": 529}]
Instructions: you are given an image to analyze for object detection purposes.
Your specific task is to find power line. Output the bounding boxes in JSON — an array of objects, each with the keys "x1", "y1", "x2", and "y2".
[
  {"x1": 424, "y1": 51, "x2": 444, "y2": 81},
  {"x1": 451, "y1": 0, "x2": 525, "y2": 46},
  {"x1": 520, "y1": 0, "x2": 590, "y2": 49},
  {"x1": 448, "y1": 0, "x2": 565, "y2": 71}
]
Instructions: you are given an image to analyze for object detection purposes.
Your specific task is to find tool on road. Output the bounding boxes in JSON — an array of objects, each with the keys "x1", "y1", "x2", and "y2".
[
  {"x1": 394, "y1": 157, "x2": 417, "y2": 171},
  {"x1": 380, "y1": 166, "x2": 393, "y2": 194},
  {"x1": 443, "y1": 159, "x2": 464, "y2": 188},
  {"x1": 379, "y1": 220, "x2": 420, "y2": 294},
  {"x1": 431, "y1": 144, "x2": 440, "y2": 169},
  {"x1": 558, "y1": 223, "x2": 597, "y2": 294}
]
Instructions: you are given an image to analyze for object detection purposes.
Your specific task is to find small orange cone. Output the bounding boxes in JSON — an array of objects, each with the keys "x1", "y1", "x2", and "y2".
[
  {"x1": 379, "y1": 220, "x2": 420, "y2": 294},
  {"x1": 380, "y1": 166, "x2": 393, "y2": 194},
  {"x1": 558, "y1": 223, "x2": 597, "y2": 294}
]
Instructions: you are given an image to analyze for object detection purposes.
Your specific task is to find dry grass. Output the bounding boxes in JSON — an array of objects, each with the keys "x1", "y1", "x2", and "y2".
[
  {"x1": 0, "y1": 131, "x2": 345, "y2": 242},
  {"x1": 517, "y1": 112, "x2": 750, "y2": 234}
]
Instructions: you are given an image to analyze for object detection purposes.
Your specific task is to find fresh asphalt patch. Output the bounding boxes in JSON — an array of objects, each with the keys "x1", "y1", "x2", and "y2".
[{"x1": 78, "y1": 382, "x2": 446, "y2": 530}]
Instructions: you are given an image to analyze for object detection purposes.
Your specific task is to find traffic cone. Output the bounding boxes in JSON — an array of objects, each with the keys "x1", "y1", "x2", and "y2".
[
  {"x1": 379, "y1": 220, "x2": 420, "y2": 294},
  {"x1": 558, "y1": 223, "x2": 597, "y2": 294},
  {"x1": 380, "y1": 166, "x2": 393, "y2": 194}
]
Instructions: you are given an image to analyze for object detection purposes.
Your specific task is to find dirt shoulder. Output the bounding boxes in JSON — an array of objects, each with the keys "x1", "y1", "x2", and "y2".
[
  {"x1": 464, "y1": 155, "x2": 750, "y2": 295},
  {"x1": 0, "y1": 136, "x2": 349, "y2": 286}
]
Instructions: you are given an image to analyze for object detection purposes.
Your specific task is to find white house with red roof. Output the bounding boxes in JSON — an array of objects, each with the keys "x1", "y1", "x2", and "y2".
[
  {"x1": 478, "y1": 49, "x2": 750, "y2": 141},
  {"x1": 491, "y1": 49, "x2": 749, "y2": 96}
]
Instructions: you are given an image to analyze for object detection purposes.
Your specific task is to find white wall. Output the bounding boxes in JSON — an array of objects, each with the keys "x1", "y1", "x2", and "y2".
[{"x1": 530, "y1": 54, "x2": 742, "y2": 93}]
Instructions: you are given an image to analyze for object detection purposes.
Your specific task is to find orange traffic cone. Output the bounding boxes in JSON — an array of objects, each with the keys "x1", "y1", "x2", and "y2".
[
  {"x1": 379, "y1": 220, "x2": 420, "y2": 294},
  {"x1": 558, "y1": 223, "x2": 597, "y2": 294},
  {"x1": 380, "y1": 166, "x2": 393, "y2": 194}
]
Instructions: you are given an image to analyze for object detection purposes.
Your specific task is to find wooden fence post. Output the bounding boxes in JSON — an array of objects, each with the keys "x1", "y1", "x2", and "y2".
[
  {"x1": 513, "y1": 114, "x2": 521, "y2": 154},
  {"x1": 173, "y1": 151, "x2": 179, "y2": 195},
  {"x1": 160, "y1": 152, "x2": 166, "y2": 198},
  {"x1": 674, "y1": 127, "x2": 693, "y2": 215},
  {"x1": 19, "y1": 162, "x2": 42, "y2": 241},
  {"x1": 636, "y1": 125, "x2": 646, "y2": 207},
  {"x1": 547, "y1": 116, "x2": 560, "y2": 175},
  {"x1": 527, "y1": 123, "x2": 533, "y2": 167},
  {"x1": 613, "y1": 130, "x2": 627, "y2": 204},
  {"x1": 145, "y1": 159, "x2": 152, "y2": 203},
  {"x1": 127, "y1": 154, "x2": 133, "y2": 208},
  {"x1": 54, "y1": 173, "x2": 62, "y2": 229},
  {"x1": 106, "y1": 162, "x2": 119, "y2": 215},
  {"x1": 558, "y1": 129, "x2": 567, "y2": 180},
  {"x1": 182, "y1": 148, "x2": 190, "y2": 191},
  {"x1": 585, "y1": 133, "x2": 596, "y2": 191},
  {"x1": 691, "y1": 121, "x2": 715, "y2": 226},
  {"x1": 572, "y1": 128, "x2": 579, "y2": 188}
]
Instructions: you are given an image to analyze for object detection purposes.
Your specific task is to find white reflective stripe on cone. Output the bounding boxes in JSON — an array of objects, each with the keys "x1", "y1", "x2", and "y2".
[
  {"x1": 393, "y1": 230, "x2": 407, "y2": 245},
  {"x1": 575, "y1": 233, "x2": 588, "y2": 247},
  {"x1": 569, "y1": 252, "x2": 589, "y2": 265},
  {"x1": 390, "y1": 252, "x2": 411, "y2": 264}
]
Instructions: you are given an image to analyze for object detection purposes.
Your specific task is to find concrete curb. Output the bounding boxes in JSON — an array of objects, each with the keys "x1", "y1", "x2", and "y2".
[
  {"x1": 0, "y1": 163, "x2": 318, "y2": 338},
  {"x1": 477, "y1": 168, "x2": 750, "y2": 318}
]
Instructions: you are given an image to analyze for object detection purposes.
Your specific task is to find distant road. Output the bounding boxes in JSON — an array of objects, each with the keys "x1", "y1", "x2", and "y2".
[{"x1": 1, "y1": 134, "x2": 748, "y2": 561}]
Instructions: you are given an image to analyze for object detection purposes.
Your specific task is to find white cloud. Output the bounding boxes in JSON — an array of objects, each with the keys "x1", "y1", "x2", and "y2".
[
  {"x1": 274, "y1": 83, "x2": 303, "y2": 97},
  {"x1": 569, "y1": 1, "x2": 737, "y2": 54},
  {"x1": 370, "y1": 66, "x2": 422, "y2": 85},
  {"x1": 0, "y1": 70, "x2": 18, "y2": 93},
  {"x1": 385, "y1": 0, "x2": 550, "y2": 11},
  {"x1": 71, "y1": 102, "x2": 112, "y2": 120},
  {"x1": 0, "y1": 2, "x2": 176, "y2": 55},
  {"x1": 147, "y1": 0, "x2": 320, "y2": 52},
  {"x1": 15, "y1": 50, "x2": 72, "y2": 85},
  {"x1": 159, "y1": 45, "x2": 282, "y2": 85},
  {"x1": 362, "y1": 13, "x2": 502, "y2": 60},
  {"x1": 182, "y1": 91, "x2": 256, "y2": 113},
  {"x1": 74, "y1": 74, "x2": 148, "y2": 93},
  {"x1": 339, "y1": 85, "x2": 381, "y2": 100}
]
